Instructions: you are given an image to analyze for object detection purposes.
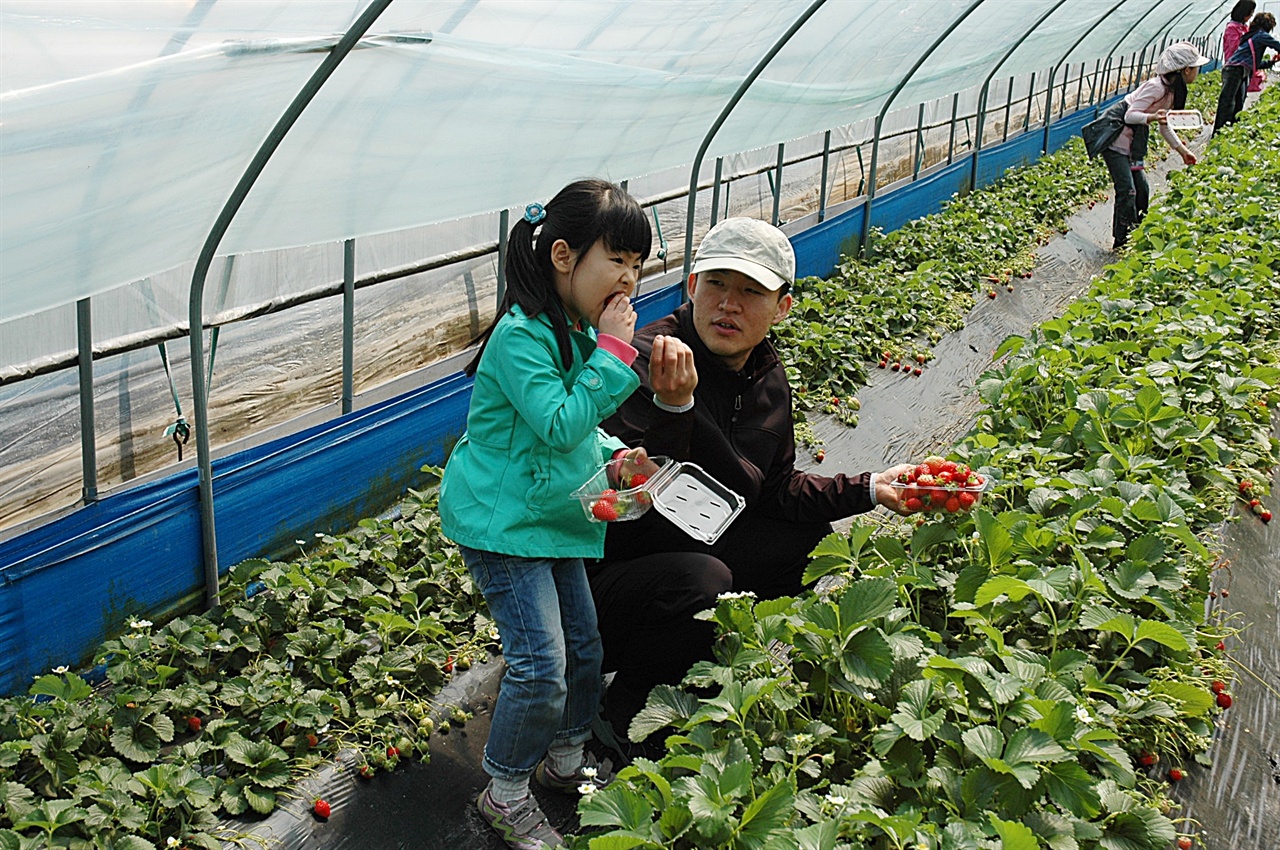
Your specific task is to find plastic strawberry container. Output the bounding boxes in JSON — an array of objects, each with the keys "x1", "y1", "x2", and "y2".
[
  {"x1": 572, "y1": 456, "x2": 745, "y2": 544},
  {"x1": 889, "y1": 459, "x2": 990, "y2": 514},
  {"x1": 573, "y1": 456, "x2": 673, "y2": 524},
  {"x1": 1164, "y1": 109, "x2": 1203, "y2": 131}
]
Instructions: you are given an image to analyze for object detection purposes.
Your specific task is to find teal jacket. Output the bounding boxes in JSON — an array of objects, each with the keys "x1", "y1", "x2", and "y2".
[{"x1": 440, "y1": 305, "x2": 640, "y2": 558}]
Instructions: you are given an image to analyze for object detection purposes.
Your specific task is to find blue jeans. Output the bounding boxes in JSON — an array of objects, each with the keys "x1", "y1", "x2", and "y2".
[{"x1": 459, "y1": 546, "x2": 603, "y2": 780}]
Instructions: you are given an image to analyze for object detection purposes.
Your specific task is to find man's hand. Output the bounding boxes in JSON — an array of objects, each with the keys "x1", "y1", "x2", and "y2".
[
  {"x1": 874, "y1": 463, "x2": 915, "y2": 515},
  {"x1": 650, "y1": 334, "x2": 697, "y2": 408}
]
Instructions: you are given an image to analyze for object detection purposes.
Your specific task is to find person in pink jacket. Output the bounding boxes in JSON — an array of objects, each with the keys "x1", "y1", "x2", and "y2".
[
  {"x1": 1102, "y1": 42, "x2": 1206, "y2": 249},
  {"x1": 1224, "y1": 2, "x2": 1266, "y2": 93}
]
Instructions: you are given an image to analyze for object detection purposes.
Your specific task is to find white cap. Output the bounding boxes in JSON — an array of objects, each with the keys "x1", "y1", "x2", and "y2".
[
  {"x1": 1157, "y1": 42, "x2": 1211, "y2": 74},
  {"x1": 690, "y1": 217, "x2": 795, "y2": 291}
]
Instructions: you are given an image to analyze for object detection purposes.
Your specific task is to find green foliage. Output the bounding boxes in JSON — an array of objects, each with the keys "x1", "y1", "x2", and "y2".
[
  {"x1": 0, "y1": 478, "x2": 493, "y2": 847},
  {"x1": 573, "y1": 84, "x2": 1280, "y2": 849}
]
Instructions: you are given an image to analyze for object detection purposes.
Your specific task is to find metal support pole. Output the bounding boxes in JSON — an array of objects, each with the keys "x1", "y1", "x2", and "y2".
[
  {"x1": 76, "y1": 298, "x2": 97, "y2": 504},
  {"x1": 1002, "y1": 76, "x2": 1014, "y2": 141},
  {"x1": 948, "y1": 92, "x2": 959, "y2": 164},
  {"x1": 860, "y1": 0, "x2": 985, "y2": 254},
  {"x1": 1040, "y1": 66, "x2": 1057, "y2": 152},
  {"x1": 817, "y1": 132, "x2": 831, "y2": 222},
  {"x1": 681, "y1": 0, "x2": 828, "y2": 292},
  {"x1": 915, "y1": 102, "x2": 926, "y2": 176},
  {"x1": 771, "y1": 142, "x2": 784, "y2": 225},
  {"x1": 188, "y1": 0, "x2": 395, "y2": 610},
  {"x1": 1024, "y1": 72, "x2": 1036, "y2": 131},
  {"x1": 497, "y1": 209, "x2": 509, "y2": 306},
  {"x1": 1076, "y1": 60, "x2": 1086, "y2": 108},
  {"x1": 341, "y1": 239, "x2": 355, "y2": 415},
  {"x1": 711, "y1": 157, "x2": 724, "y2": 226}
]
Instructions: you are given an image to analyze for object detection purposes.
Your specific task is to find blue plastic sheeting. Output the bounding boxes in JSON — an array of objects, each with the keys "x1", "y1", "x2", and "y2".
[{"x1": 0, "y1": 98, "x2": 1112, "y2": 696}]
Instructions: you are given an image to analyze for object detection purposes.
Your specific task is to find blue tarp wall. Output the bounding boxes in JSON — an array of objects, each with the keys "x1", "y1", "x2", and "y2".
[{"x1": 0, "y1": 94, "x2": 1121, "y2": 695}]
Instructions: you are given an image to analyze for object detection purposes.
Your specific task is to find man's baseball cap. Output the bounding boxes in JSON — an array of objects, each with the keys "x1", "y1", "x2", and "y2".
[
  {"x1": 1157, "y1": 42, "x2": 1210, "y2": 74},
  {"x1": 690, "y1": 217, "x2": 795, "y2": 291}
]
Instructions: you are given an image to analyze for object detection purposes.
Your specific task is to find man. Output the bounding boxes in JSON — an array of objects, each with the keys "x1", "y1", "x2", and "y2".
[{"x1": 588, "y1": 217, "x2": 910, "y2": 747}]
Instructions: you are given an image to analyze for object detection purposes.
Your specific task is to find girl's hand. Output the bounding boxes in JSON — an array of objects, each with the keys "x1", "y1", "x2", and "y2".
[
  {"x1": 617, "y1": 447, "x2": 659, "y2": 488},
  {"x1": 649, "y1": 335, "x2": 698, "y2": 408},
  {"x1": 597, "y1": 294, "x2": 637, "y2": 344},
  {"x1": 1151, "y1": 109, "x2": 1168, "y2": 125},
  {"x1": 1181, "y1": 151, "x2": 1196, "y2": 166}
]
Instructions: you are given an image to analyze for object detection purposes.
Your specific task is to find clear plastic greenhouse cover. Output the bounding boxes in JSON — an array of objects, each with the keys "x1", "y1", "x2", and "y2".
[{"x1": 1, "y1": 0, "x2": 1228, "y2": 336}]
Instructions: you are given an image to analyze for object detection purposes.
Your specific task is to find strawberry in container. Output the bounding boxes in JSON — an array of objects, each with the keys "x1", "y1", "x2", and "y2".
[{"x1": 890, "y1": 455, "x2": 989, "y2": 514}]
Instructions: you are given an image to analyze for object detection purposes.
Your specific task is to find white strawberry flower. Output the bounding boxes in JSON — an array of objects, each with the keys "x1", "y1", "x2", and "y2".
[
  {"x1": 52, "y1": 665, "x2": 69, "y2": 675},
  {"x1": 129, "y1": 618, "x2": 152, "y2": 629},
  {"x1": 581, "y1": 766, "x2": 598, "y2": 779},
  {"x1": 167, "y1": 838, "x2": 180, "y2": 847},
  {"x1": 578, "y1": 783, "x2": 597, "y2": 795},
  {"x1": 385, "y1": 674, "x2": 399, "y2": 686},
  {"x1": 1075, "y1": 705, "x2": 1090, "y2": 723}
]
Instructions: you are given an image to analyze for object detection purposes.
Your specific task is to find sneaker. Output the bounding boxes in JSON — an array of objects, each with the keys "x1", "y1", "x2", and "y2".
[
  {"x1": 535, "y1": 749, "x2": 614, "y2": 793},
  {"x1": 476, "y1": 785, "x2": 564, "y2": 850}
]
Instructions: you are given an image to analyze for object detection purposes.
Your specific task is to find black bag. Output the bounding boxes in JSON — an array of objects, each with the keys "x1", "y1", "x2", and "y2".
[{"x1": 1081, "y1": 100, "x2": 1128, "y2": 158}]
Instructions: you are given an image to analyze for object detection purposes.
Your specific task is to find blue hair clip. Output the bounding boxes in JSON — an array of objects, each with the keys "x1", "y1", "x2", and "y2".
[{"x1": 523, "y1": 202, "x2": 546, "y2": 225}]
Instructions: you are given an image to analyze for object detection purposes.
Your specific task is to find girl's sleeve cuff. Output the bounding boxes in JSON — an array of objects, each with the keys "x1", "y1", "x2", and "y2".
[{"x1": 596, "y1": 334, "x2": 638, "y2": 366}]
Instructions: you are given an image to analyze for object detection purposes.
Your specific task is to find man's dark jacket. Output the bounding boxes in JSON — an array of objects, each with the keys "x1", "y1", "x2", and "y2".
[{"x1": 600, "y1": 302, "x2": 873, "y2": 558}]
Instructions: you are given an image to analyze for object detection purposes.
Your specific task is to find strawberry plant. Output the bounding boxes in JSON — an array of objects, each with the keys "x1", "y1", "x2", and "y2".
[{"x1": 0, "y1": 474, "x2": 495, "y2": 848}]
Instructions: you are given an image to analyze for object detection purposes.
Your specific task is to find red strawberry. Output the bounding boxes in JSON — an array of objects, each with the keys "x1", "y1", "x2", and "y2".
[
  {"x1": 387, "y1": 745, "x2": 400, "y2": 758},
  {"x1": 1216, "y1": 641, "x2": 1226, "y2": 651},
  {"x1": 1177, "y1": 838, "x2": 1192, "y2": 850},
  {"x1": 891, "y1": 362, "x2": 901, "y2": 372},
  {"x1": 1240, "y1": 479, "x2": 1254, "y2": 493},
  {"x1": 443, "y1": 655, "x2": 454, "y2": 673},
  {"x1": 598, "y1": 489, "x2": 618, "y2": 504},
  {"x1": 944, "y1": 496, "x2": 961, "y2": 513},
  {"x1": 1138, "y1": 751, "x2": 1156, "y2": 767},
  {"x1": 187, "y1": 716, "x2": 202, "y2": 733},
  {"x1": 905, "y1": 497, "x2": 923, "y2": 512},
  {"x1": 988, "y1": 289, "x2": 997, "y2": 299},
  {"x1": 1221, "y1": 589, "x2": 1230, "y2": 598},
  {"x1": 591, "y1": 500, "x2": 618, "y2": 521},
  {"x1": 359, "y1": 764, "x2": 375, "y2": 779},
  {"x1": 1263, "y1": 510, "x2": 1273, "y2": 523},
  {"x1": 628, "y1": 473, "x2": 649, "y2": 488},
  {"x1": 941, "y1": 461, "x2": 958, "y2": 474},
  {"x1": 936, "y1": 471, "x2": 954, "y2": 484},
  {"x1": 306, "y1": 733, "x2": 319, "y2": 748},
  {"x1": 913, "y1": 367, "x2": 923, "y2": 376},
  {"x1": 1168, "y1": 768, "x2": 1184, "y2": 782},
  {"x1": 878, "y1": 360, "x2": 887, "y2": 369},
  {"x1": 313, "y1": 799, "x2": 331, "y2": 819},
  {"x1": 1006, "y1": 284, "x2": 1014, "y2": 293},
  {"x1": 815, "y1": 450, "x2": 826, "y2": 463},
  {"x1": 1210, "y1": 680, "x2": 1225, "y2": 694},
  {"x1": 917, "y1": 473, "x2": 937, "y2": 487},
  {"x1": 958, "y1": 491, "x2": 976, "y2": 509},
  {"x1": 1216, "y1": 692, "x2": 1233, "y2": 709}
]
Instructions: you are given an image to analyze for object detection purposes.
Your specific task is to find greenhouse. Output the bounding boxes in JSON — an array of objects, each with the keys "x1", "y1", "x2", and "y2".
[{"x1": 1, "y1": 1, "x2": 1278, "y2": 848}]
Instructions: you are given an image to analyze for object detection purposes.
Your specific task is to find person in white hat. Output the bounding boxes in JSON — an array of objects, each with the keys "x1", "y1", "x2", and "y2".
[
  {"x1": 1101, "y1": 41, "x2": 1208, "y2": 249},
  {"x1": 585, "y1": 217, "x2": 913, "y2": 757},
  {"x1": 1214, "y1": 12, "x2": 1280, "y2": 133}
]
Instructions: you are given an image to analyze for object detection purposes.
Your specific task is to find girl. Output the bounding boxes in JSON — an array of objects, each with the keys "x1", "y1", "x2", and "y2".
[
  {"x1": 1214, "y1": 12, "x2": 1280, "y2": 134},
  {"x1": 1221, "y1": 2, "x2": 1264, "y2": 95},
  {"x1": 1102, "y1": 42, "x2": 1205, "y2": 250},
  {"x1": 440, "y1": 179, "x2": 661, "y2": 850}
]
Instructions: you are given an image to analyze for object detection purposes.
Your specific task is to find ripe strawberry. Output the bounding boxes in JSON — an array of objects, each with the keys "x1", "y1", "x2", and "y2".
[
  {"x1": 905, "y1": 497, "x2": 923, "y2": 512},
  {"x1": 628, "y1": 473, "x2": 649, "y2": 488},
  {"x1": 1138, "y1": 751, "x2": 1156, "y2": 767},
  {"x1": 591, "y1": 500, "x2": 618, "y2": 521},
  {"x1": 187, "y1": 716, "x2": 202, "y2": 733},
  {"x1": 958, "y1": 491, "x2": 976, "y2": 509},
  {"x1": 913, "y1": 367, "x2": 923, "y2": 376},
  {"x1": 359, "y1": 764, "x2": 375, "y2": 779},
  {"x1": 1221, "y1": 589, "x2": 1230, "y2": 598},
  {"x1": 1167, "y1": 768, "x2": 1184, "y2": 782},
  {"x1": 1210, "y1": 680, "x2": 1225, "y2": 694},
  {"x1": 936, "y1": 471, "x2": 954, "y2": 484},
  {"x1": 443, "y1": 655, "x2": 454, "y2": 673},
  {"x1": 891, "y1": 362, "x2": 901, "y2": 372},
  {"x1": 306, "y1": 733, "x2": 319, "y2": 748},
  {"x1": 313, "y1": 799, "x2": 331, "y2": 819},
  {"x1": 815, "y1": 450, "x2": 826, "y2": 463},
  {"x1": 1177, "y1": 837, "x2": 1192, "y2": 850},
  {"x1": 1216, "y1": 641, "x2": 1226, "y2": 651},
  {"x1": 598, "y1": 489, "x2": 618, "y2": 504},
  {"x1": 1006, "y1": 284, "x2": 1014, "y2": 293},
  {"x1": 941, "y1": 461, "x2": 958, "y2": 474},
  {"x1": 1240, "y1": 479, "x2": 1254, "y2": 493},
  {"x1": 387, "y1": 745, "x2": 400, "y2": 758},
  {"x1": 831, "y1": 396, "x2": 840, "y2": 406},
  {"x1": 1216, "y1": 692, "x2": 1233, "y2": 709},
  {"x1": 988, "y1": 289, "x2": 997, "y2": 299},
  {"x1": 878, "y1": 360, "x2": 888, "y2": 369},
  {"x1": 1263, "y1": 510, "x2": 1273, "y2": 523},
  {"x1": 944, "y1": 496, "x2": 961, "y2": 513}
]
